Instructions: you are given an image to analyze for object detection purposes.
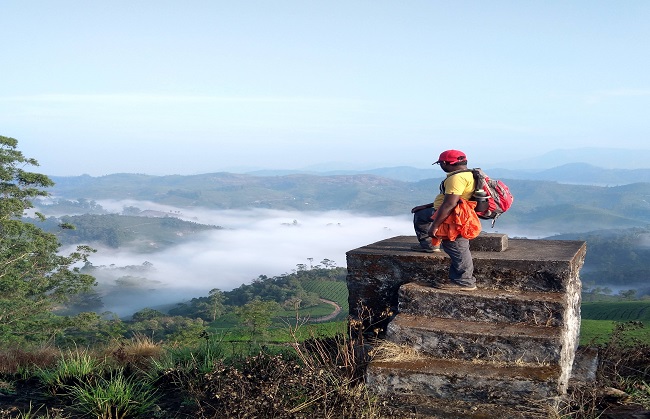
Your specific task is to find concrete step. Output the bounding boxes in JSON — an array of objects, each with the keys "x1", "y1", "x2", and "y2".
[
  {"x1": 386, "y1": 313, "x2": 562, "y2": 363},
  {"x1": 366, "y1": 356, "x2": 562, "y2": 407},
  {"x1": 378, "y1": 394, "x2": 550, "y2": 419},
  {"x1": 398, "y1": 282, "x2": 568, "y2": 327}
]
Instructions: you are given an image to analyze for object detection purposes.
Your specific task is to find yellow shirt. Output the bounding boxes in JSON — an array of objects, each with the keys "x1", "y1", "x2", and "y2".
[{"x1": 433, "y1": 171, "x2": 475, "y2": 209}]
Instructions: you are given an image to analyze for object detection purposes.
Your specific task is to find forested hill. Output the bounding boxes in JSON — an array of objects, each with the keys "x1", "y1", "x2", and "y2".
[
  {"x1": 34, "y1": 214, "x2": 221, "y2": 251},
  {"x1": 549, "y1": 228, "x2": 650, "y2": 289},
  {"x1": 47, "y1": 172, "x2": 650, "y2": 234},
  {"x1": 50, "y1": 172, "x2": 413, "y2": 214}
]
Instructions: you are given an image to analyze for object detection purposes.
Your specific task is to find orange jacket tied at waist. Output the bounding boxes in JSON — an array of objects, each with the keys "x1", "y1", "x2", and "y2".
[{"x1": 431, "y1": 199, "x2": 482, "y2": 246}]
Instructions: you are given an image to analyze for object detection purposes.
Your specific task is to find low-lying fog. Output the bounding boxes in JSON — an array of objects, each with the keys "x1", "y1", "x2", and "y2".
[{"x1": 54, "y1": 199, "x2": 544, "y2": 317}]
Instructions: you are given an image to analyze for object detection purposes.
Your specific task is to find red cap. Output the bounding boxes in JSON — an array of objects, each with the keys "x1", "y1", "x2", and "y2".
[{"x1": 433, "y1": 149, "x2": 467, "y2": 165}]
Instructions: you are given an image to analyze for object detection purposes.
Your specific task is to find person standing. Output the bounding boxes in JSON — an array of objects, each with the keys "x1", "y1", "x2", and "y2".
[{"x1": 410, "y1": 149, "x2": 480, "y2": 290}]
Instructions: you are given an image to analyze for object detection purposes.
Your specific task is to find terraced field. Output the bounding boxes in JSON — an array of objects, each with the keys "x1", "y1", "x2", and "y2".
[
  {"x1": 580, "y1": 301, "x2": 650, "y2": 344},
  {"x1": 301, "y1": 280, "x2": 349, "y2": 314},
  {"x1": 581, "y1": 301, "x2": 650, "y2": 322}
]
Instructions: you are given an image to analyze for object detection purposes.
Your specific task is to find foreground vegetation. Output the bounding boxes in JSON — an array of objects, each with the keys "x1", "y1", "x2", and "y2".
[
  {"x1": 0, "y1": 326, "x2": 377, "y2": 418},
  {"x1": 1, "y1": 320, "x2": 649, "y2": 419},
  {"x1": 561, "y1": 322, "x2": 650, "y2": 418},
  {"x1": 580, "y1": 301, "x2": 650, "y2": 345}
]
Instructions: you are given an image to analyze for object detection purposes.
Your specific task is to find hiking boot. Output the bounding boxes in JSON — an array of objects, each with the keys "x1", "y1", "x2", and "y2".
[
  {"x1": 410, "y1": 244, "x2": 440, "y2": 253},
  {"x1": 436, "y1": 282, "x2": 477, "y2": 291}
]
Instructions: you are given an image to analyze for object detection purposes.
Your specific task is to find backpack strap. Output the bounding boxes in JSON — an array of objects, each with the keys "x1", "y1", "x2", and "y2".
[
  {"x1": 438, "y1": 168, "x2": 477, "y2": 194},
  {"x1": 490, "y1": 212, "x2": 500, "y2": 228}
]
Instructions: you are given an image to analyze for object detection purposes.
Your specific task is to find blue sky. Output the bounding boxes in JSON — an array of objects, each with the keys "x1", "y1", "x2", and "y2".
[{"x1": 2, "y1": 1, "x2": 649, "y2": 176}]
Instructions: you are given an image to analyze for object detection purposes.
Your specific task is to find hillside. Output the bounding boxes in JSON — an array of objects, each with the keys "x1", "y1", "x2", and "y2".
[
  {"x1": 46, "y1": 171, "x2": 650, "y2": 235},
  {"x1": 548, "y1": 228, "x2": 650, "y2": 290},
  {"x1": 247, "y1": 163, "x2": 650, "y2": 185},
  {"x1": 34, "y1": 213, "x2": 221, "y2": 251}
]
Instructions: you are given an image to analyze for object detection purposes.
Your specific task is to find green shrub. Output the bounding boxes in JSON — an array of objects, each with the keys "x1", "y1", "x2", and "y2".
[
  {"x1": 65, "y1": 368, "x2": 159, "y2": 419},
  {"x1": 35, "y1": 347, "x2": 103, "y2": 394}
]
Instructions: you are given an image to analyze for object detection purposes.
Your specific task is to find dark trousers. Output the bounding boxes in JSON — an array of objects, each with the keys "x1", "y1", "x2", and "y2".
[
  {"x1": 413, "y1": 207, "x2": 436, "y2": 246},
  {"x1": 441, "y1": 237, "x2": 476, "y2": 286},
  {"x1": 413, "y1": 207, "x2": 476, "y2": 286}
]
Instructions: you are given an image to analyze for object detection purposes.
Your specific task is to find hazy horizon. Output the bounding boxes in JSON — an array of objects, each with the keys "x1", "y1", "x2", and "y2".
[{"x1": 42, "y1": 146, "x2": 650, "y2": 177}]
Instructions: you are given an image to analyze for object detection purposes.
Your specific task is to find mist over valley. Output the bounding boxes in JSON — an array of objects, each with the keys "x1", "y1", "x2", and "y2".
[
  {"x1": 49, "y1": 203, "x2": 416, "y2": 316},
  {"x1": 36, "y1": 164, "x2": 650, "y2": 316}
]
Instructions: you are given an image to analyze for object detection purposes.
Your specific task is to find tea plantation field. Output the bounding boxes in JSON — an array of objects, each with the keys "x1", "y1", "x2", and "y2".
[{"x1": 580, "y1": 301, "x2": 650, "y2": 345}]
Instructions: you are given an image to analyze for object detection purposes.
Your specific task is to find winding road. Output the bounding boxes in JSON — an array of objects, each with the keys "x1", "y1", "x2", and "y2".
[{"x1": 312, "y1": 298, "x2": 342, "y2": 322}]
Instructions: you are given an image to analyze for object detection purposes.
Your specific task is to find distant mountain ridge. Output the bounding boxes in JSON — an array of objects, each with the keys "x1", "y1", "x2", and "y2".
[
  {"x1": 247, "y1": 163, "x2": 650, "y2": 185},
  {"x1": 497, "y1": 147, "x2": 650, "y2": 170},
  {"x1": 487, "y1": 163, "x2": 650, "y2": 185},
  {"x1": 240, "y1": 147, "x2": 650, "y2": 176},
  {"x1": 46, "y1": 169, "x2": 650, "y2": 236}
]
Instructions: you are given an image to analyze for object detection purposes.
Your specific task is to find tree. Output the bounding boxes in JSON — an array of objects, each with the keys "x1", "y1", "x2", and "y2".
[
  {"x1": 206, "y1": 288, "x2": 225, "y2": 321},
  {"x1": 234, "y1": 297, "x2": 280, "y2": 341},
  {"x1": 131, "y1": 308, "x2": 165, "y2": 322},
  {"x1": 320, "y1": 258, "x2": 337, "y2": 269},
  {"x1": 619, "y1": 289, "x2": 637, "y2": 300},
  {"x1": 181, "y1": 288, "x2": 226, "y2": 322},
  {"x1": 0, "y1": 136, "x2": 96, "y2": 345}
]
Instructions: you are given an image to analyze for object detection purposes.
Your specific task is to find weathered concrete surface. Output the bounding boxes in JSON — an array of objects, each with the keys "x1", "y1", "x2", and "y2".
[
  {"x1": 379, "y1": 394, "x2": 550, "y2": 419},
  {"x1": 386, "y1": 313, "x2": 562, "y2": 363},
  {"x1": 398, "y1": 282, "x2": 567, "y2": 327},
  {"x1": 346, "y1": 235, "x2": 586, "y2": 332},
  {"x1": 366, "y1": 357, "x2": 562, "y2": 404},
  {"x1": 570, "y1": 346, "x2": 599, "y2": 385},
  {"x1": 470, "y1": 232, "x2": 508, "y2": 252},
  {"x1": 392, "y1": 282, "x2": 581, "y2": 394},
  {"x1": 349, "y1": 234, "x2": 586, "y2": 411}
]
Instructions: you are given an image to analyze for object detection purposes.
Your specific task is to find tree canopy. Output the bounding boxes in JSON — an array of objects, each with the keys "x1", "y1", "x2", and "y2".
[{"x1": 0, "y1": 136, "x2": 96, "y2": 345}]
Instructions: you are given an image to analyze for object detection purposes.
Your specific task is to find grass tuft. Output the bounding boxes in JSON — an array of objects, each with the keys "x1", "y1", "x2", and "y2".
[
  {"x1": 105, "y1": 334, "x2": 164, "y2": 372},
  {"x1": 35, "y1": 346, "x2": 104, "y2": 395},
  {"x1": 64, "y1": 367, "x2": 159, "y2": 419}
]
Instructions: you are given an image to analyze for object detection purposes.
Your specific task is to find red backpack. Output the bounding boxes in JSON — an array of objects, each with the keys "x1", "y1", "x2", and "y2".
[
  {"x1": 441, "y1": 168, "x2": 514, "y2": 226},
  {"x1": 468, "y1": 168, "x2": 513, "y2": 226}
]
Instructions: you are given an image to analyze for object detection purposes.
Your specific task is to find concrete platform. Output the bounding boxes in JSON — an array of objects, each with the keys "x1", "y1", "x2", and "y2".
[
  {"x1": 470, "y1": 232, "x2": 509, "y2": 252},
  {"x1": 347, "y1": 235, "x2": 585, "y2": 332},
  {"x1": 386, "y1": 313, "x2": 562, "y2": 363}
]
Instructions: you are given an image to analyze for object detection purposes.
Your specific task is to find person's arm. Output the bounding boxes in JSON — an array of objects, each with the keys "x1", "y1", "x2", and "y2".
[
  {"x1": 427, "y1": 194, "x2": 461, "y2": 237},
  {"x1": 411, "y1": 203, "x2": 434, "y2": 213}
]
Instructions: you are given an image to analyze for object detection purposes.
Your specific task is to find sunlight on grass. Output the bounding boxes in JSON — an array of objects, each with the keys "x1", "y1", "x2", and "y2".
[
  {"x1": 580, "y1": 320, "x2": 650, "y2": 345},
  {"x1": 65, "y1": 368, "x2": 159, "y2": 419},
  {"x1": 35, "y1": 347, "x2": 104, "y2": 393},
  {"x1": 368, "y1": 340, "x2": 424, "y2": 362}
]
